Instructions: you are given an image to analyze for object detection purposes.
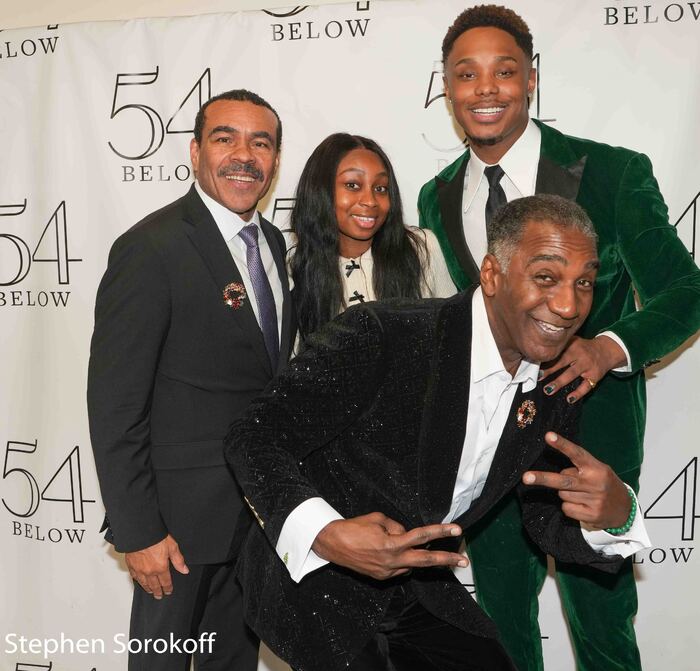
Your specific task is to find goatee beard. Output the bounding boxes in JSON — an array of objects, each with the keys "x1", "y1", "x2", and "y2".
[{"x1": 468, "y1": 134, "x2": 504, "y2": 147}]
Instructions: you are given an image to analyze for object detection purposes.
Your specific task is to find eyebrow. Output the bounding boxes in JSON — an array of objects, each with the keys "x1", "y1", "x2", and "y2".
[
  {"x1": 208, "y1": 125, "x2": 237, "y2": 137},
  {"x1": 251, "y1": 130, "x2": 275, "y2": 143},
  {"x1": 208, "y1": 126, "x2": 275, "y2": 144},
  {"x1": 454, "y1": 55, "x2": 518, "y2": 66},
  {"x1": 527, "y1": 254, "x2": 600, "y2": 270},
  {"x1": 337, "y1": 168, "x2": 388, "y2": 177}
]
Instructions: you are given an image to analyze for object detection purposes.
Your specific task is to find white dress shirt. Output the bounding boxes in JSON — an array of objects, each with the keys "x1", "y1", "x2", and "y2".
[
  {"x1": 195, "y1": 181, "x2": 284, "y2": 340},
  {"x1": 462, "y1": 120, "x2": 631, "y2": 371},
  {"x1": 462, "y1": 119, "x2": 541, "y2": 261},
  {"x1": 443, "y1": 288, "x2": 540, "y2": 522},
  {"x1": 276, "y1": 288, "x2": 650, "y2": 582}
]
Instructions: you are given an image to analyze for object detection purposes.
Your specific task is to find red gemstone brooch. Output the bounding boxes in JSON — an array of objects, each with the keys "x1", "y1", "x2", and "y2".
[
  {"x1": 223, "y1": 282, "x2": 246, "y2": 309},
  {"x1": 516, "y1": 400, "x2": 536, "y2": 429}
]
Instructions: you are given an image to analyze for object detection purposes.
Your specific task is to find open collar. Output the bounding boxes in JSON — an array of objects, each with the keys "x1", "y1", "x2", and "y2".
[
  {"x1": 194, "y1": 180, "x2": 261, "y2": 242},
  {"x1": 471, "y1": 287, "x2": 539, "y2": 393}
]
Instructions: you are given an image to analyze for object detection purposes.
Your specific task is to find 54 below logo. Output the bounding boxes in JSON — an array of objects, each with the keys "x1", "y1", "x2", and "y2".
[
  {"x1": 3, "y1": 439, "x2": 95, "y2": 545},
  {"x1": 635, "y1": 457, "x2": 698, "y2": 565},
  {"x1": 0, "y1": 200, "x2": 79, "y2": 308},
  {"x1": 265, "y1": 3, "x2": 371, "y2": 41},
  {"x1": 0, "y1": 25, "x2": 60, "y2": 60}
]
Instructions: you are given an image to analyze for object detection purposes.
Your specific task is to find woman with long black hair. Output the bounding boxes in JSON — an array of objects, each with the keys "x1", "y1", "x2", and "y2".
[{"x1": 290, "y1": 133, "x2": 455, "y2": 345}]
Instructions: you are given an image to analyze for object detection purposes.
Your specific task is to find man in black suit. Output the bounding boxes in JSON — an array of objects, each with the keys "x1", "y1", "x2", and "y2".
[
  {"x1": 226, "y1": 195, "x2": 649, "y2": 671},
  {"x1": 87, "y1": 89, "x2": 294, "y2": 671}
]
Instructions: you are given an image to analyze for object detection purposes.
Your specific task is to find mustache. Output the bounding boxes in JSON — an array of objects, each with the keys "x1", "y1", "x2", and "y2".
[{"x1": 218, "y1": 162, "x2": 264, "y2": 182}]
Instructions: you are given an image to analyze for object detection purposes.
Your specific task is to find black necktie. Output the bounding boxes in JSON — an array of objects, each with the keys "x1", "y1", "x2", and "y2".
[{"x1": 484, "y1": 164, "x2": 507, "y2": 227}]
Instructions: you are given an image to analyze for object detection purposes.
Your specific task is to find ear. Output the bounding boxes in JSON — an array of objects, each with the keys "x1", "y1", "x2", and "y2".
[
  {"x1": 527, "y1": 66, "x2": 537, "y2": 98},
  {"x1": 190, "y1": 138, "x2": 200, "y2": 174},
  {"x1": 480, "y1": 254, "x2": 502, "y2": 296},
  {"x1": 443, "y1": 75, "x2": 451, "y2": 103}
]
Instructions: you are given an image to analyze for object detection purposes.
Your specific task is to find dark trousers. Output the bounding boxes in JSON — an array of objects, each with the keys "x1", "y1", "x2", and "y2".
[
  {"x1": 346, "y1": 584, "x2": 516, "y2": 671},
  {"x1": 468, "y1": 478, "x2": 641, "y2": 671},
  {"x1": 128, "y1": 559, "x2": 259, "y2": 671}
]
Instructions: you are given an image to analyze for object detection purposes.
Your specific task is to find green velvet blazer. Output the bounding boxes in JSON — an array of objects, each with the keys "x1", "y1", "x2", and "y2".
[{"x1": 418, "y1": 120, "x2": 700, "y2": 476}]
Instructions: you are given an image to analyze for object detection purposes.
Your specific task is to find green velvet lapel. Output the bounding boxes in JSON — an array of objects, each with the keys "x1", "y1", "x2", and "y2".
[
  {"x1": 434, "y1": 152, "x2": 481, "y2": 286},
  {"x1": 433, "y1": 121, "x2": 588, "y2": 289},
  {"x1": 534, "y1": 120, "x2": 588, "y2": 201}
]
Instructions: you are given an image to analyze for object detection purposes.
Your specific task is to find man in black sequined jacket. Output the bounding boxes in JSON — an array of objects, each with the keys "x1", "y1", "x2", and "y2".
[{"x1": 225, "y1": 195, "x2": 649, "y2": 671}]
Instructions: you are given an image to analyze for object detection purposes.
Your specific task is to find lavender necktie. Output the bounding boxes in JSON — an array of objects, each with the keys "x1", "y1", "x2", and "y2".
[{"x1": 238, "y1": 224, "x2": 279, "y2": 370}]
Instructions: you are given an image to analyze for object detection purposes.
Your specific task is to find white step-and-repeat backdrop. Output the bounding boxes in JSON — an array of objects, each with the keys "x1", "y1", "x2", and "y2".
[{"x1": 1, "y1": 1, "x2": 698, "y2": 669}]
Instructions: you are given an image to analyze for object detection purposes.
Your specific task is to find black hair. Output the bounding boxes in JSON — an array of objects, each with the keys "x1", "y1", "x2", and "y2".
[
  {"x1": 193, "y1": 89, "x2": 282, "y2": 150},
  {"x1": 290, "y1": 133, "x2": 425, "y2": 342},
  {"x1": 442, "y1": 4, "x2": 533, "y2": 64}
]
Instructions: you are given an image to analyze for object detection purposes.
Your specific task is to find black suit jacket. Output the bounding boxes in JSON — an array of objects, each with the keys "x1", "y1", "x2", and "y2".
[
  {"x1": 88, "y1": 185, "x2": 294, "y2": 564},
  {"x1": 225, "y1": 289, "x2": 622, "y2": 671}
]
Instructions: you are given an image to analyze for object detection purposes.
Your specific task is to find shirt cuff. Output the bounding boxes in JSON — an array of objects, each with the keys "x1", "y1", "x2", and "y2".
[
  {"x1": 275, "y1": 497, "x2": 344, "y2": 583},
  {"x1": 580, "y1": 487, "x2": 651, "y2": 558},
  {"x1": 596, "y1": 331, "x2": 632, "y2": 373}
]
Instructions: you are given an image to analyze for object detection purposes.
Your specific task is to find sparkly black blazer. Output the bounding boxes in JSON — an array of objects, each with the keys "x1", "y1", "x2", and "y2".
[{"x1": 225, "y1": 287, "x2": 623, "y2": 671}]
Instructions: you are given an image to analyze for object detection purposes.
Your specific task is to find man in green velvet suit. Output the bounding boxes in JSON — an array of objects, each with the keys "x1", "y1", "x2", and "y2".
[{"x1": 418, "y1": 5, "x2": 700, "y2": 671}]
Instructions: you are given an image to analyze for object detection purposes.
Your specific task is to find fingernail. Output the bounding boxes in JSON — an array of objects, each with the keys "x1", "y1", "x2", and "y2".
[
  {"x1": 567, "y1": 395, "x2": 576, "y2": 404},
  {"x1": 537, "y1": 370, "x2": 544, "y2": 381},
  {"x1": 544, "y1": 385, "x2": 555, "y2": 394},
  {"x1": 547, "y1": 432, "x2": 558, "y2": 441},
  {"x1": 458, "y1": 559, "x2": 468, "y2": 567},
  {"x1": 523, "y1": 473, "x2": 535, "y2": 484},
  {"x1": 450, "y1": 527, "x2": 461, "y2": 536}
]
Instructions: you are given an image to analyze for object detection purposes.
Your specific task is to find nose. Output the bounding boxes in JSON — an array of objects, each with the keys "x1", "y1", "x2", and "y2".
[
  {"x1": 548, "y1": 283, "x2": 579, "y2": 321},
  {"x1": 475, "y1": 74, "x2": 498, "y2": 97},
  {"x1": 230, "y1": 140, "x2": 254, "y2": 164},
  {"x1": 359, "y1": 186, "x2": 378, "y2": 208}
]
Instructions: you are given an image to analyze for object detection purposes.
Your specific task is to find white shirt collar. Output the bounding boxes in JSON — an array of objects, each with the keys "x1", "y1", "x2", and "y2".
[
  {"x1": 471, "y1": 287, "x2": 540, "y2": 392},
  {"x1": 463, "y1": 119, "x2": 542, "y2": 212},
  {"x1": 194, "y1": 181, "x2": 261, "y2": 241}
]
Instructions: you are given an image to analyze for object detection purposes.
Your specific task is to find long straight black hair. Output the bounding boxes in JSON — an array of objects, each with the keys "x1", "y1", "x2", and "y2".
[{"x1": 290, "y1": 133, "x2": 426, "y2": 342}]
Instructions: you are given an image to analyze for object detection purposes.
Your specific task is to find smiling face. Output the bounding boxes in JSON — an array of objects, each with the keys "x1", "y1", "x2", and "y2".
[
  {"x1": 444, "y1": 26, "x2": 535, "y2": 164},
  {"x1": 481, "y1": 220, "x2": 599, "y2": 375},
  {"x1": 334, "y1": 148, "x2": 391, "y2": 258},
  {"x1": 190, "y1": 99, "x2": 280, "y2": 221}
]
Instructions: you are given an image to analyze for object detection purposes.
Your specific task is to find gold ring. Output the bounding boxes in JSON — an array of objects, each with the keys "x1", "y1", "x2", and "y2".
[{"x1": 586, "y1": 378, "x2": 597, "y2": 389}]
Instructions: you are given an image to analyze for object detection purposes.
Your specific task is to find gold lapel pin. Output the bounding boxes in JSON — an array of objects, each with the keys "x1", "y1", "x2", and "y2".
[
  {"x1": 516, "y1": 399, "x2": 537, "y2": 429},
  {"x1": 223, "y1": 282, "x2": 247, "y2": 310}
]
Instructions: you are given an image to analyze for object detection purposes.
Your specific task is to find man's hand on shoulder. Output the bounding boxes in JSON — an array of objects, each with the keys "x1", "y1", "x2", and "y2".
[
  {"x1": 311, "y1": 512, "x2": 466, "y2": 581},
  {"x1": 541, "y1": 335, "x2": 627, "y2": 403},
  {"x1": 125, "y1": 534, "x2": 189, "y2": 599},
  {"x1": 522, "y1": 432, "x2": 631, "y2": 529}
]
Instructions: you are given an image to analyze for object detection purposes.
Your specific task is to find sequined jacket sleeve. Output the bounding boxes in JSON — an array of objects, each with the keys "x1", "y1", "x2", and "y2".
[
  {"x1": 225, "y1": 304, "x2": 386, "y2": 546},
  {"x1": 517, "y1": 380, "x2": 625, "y2": 572}
]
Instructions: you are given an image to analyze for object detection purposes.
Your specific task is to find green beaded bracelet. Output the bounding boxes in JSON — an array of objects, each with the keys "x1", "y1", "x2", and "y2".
[{"x1": 605, "y1": 485, "x2": 637, "y2": 535}]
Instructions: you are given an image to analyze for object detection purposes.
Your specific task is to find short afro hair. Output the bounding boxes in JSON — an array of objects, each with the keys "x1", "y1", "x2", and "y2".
[
  {"x1": 193, "y1": 89, "x2": 282, "y2": 150},
  {"x1": 488, "y1": 195, "x2": 597, "y2": 271},
  {"x1": 442, "y1": 5, "x2": 533, "y2": 64}
]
